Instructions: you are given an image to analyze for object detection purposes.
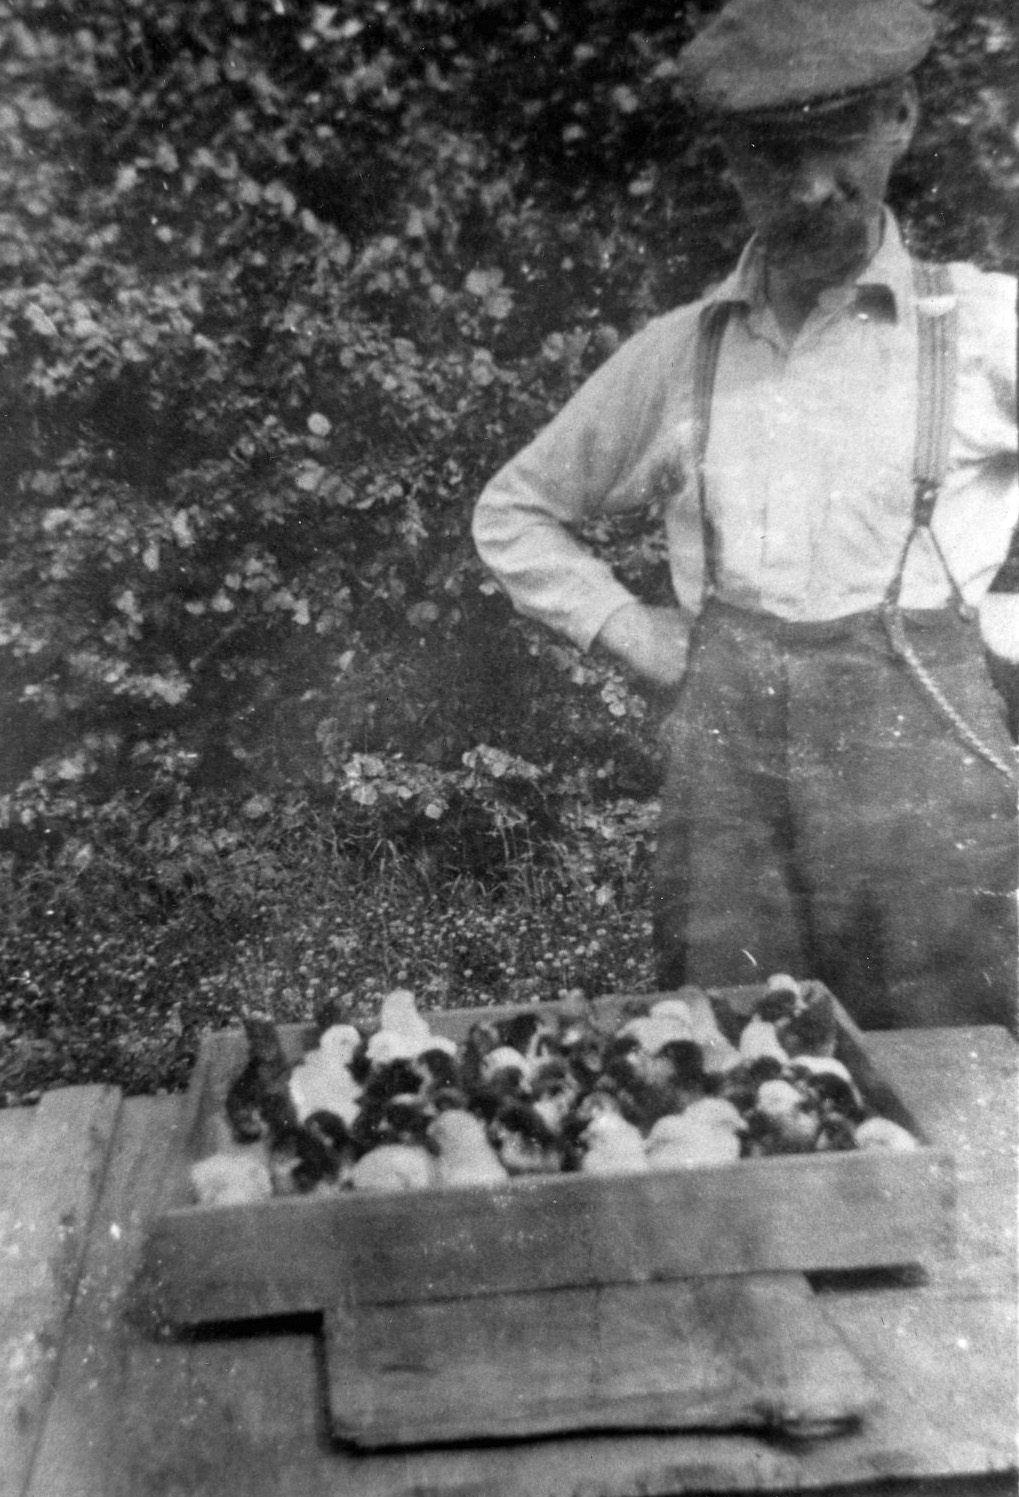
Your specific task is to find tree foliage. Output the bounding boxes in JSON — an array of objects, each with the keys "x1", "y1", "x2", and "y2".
[{"x1": 0, "y1": 0, "x2": 1015, "y2": 826}]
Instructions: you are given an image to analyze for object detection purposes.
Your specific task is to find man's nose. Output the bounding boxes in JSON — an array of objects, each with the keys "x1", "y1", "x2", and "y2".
[{"x1": 787, "y1": 154, "x2": 840, "y2": 206}]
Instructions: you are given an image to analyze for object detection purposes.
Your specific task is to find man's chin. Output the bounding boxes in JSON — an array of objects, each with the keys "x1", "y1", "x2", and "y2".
[{"x1": 764, "y1": 236, "x2": 869, "y2": 289}]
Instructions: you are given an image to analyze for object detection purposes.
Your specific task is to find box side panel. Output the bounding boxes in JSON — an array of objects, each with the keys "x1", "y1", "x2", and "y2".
[{"x1": 137, "y1": 1146, "x2": 953, "y2": 1327}]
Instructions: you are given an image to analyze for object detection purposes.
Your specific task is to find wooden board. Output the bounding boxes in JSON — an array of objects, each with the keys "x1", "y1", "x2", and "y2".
[
  {"x1": 23, "y1": 1029, "x2": 1019, "y2": 1497},
  {"x1": 0, "y1": 1086, "x2": 122, "y2": 1497},
  {"x1": 134, "y1": 988, "x2": 954, "y2": 1330},
  {"x1": 325, "y1": 1273, "x2": 877, "y2": 1448}
]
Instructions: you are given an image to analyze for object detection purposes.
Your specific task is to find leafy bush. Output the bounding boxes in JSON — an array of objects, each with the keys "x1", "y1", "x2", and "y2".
[
  {"x1": 0, "y1": 1, "x2": 1015, "y2": 1095},
  {"x1": 0, "y1": 0, "x2": 1015, "y2": 812}
]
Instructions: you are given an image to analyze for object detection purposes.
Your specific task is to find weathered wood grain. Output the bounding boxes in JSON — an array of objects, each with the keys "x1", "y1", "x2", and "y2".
[
  {"x1": 325, "y1": 1272, "x2": 877, "y2": 1447},
  {"x1": 134, "y1": 992, "x2": 955, "y2": 1329},
  {"x1": 24, "y1": 1030, "x2": 1019, "y2": 1497},
  {"x1": 0, "y1": 1086, "x2": 121, "y2": 1497},
  {"x1": 137, "y1": 1140, "x2": 953, "y2": 1328}
]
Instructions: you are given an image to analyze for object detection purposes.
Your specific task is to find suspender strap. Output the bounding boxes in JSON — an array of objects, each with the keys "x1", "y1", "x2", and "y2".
[
  {"x1": 883, "y1": 258, "x2": 965, "y2": 610},
  {"x1": 692, "y1": 302, "x2": 732, "y2": 598},
  {"x1": 881, "y1": 261, "x2": 1016, "y2": 783}
]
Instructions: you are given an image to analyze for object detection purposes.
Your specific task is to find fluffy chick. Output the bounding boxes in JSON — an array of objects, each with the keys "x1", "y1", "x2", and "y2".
[
  {"x1": 779, "y1": 984, "x2": 838, "y2": 1057},
  {"x1": 645, "y1": 1098, "x2": 744, "y2": 1170},
  {"x1": 579, "y1": 1111, "x2": 648, "y2": 1176},
  {"x1": 660, "y1": 991, "x2": 741, "y2": 1074},
  {"x1": 224, "y1": 1013, "x2": 293, "y2": 1143},
  {"x1": 428, "y1": 1109, "x2": 509, "y2": 1188},
  {"x1": 751, "y1": 1078, "x2": 821, "y2": 1153},
  {"x1": 191, "y1": 1149, "x2": 274, "y2": 1206},
  {"x1": 739, "y1": 1014, "x2": 789, "y2": 1064},
  {"x1": 854, "y1": 1117, "x2": 919, "y2": 1151},
  {"x1": 288, "y1": 1035, "x2": 363, "y2": 1126},
  {"x1": 348, "y1": 1143, "x2": 436, "y2": 1192},
  {"x1": 488, "y1": 1099, "x2": 563, "y2": 1176}
]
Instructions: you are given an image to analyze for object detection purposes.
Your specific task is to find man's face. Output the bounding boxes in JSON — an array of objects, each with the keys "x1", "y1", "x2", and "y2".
[{"x1": 719, "y1": 87, "x2": 917, "y2": 288}]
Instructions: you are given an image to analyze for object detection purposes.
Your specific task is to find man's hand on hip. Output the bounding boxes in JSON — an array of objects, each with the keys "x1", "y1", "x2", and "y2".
[{"x1": 594, "y1": 601, "x2": 691, "y2": 689}]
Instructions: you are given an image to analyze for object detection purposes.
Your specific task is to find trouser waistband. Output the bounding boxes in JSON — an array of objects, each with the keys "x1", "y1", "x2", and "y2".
[{"x1": 703, "y1": 597, "x2": 964, "y2": 645}]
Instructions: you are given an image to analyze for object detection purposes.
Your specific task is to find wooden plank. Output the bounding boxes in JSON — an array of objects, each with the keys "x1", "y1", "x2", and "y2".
[
  {"x1": 30, "y1": 1083, "x2": 1016, "y2": 1497},
  {"x1": 824, "y1": 1287, "x2": 1018, "y2": 1470},
  {"x1": 0, "y1": 1086, "x2": 122, "y2": 1497},
  {"x1": 862, "y1": 1027, "x2": 1017, "y2": 1295},
  {"x1": 325, "y1": 1272, "x2": 877, "y2": 1448},
  {"x1": 135, "y1": 1139, "x2": 953, "y2": 1327}
]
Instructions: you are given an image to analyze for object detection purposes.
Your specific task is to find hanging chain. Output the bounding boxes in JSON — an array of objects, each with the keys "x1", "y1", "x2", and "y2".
[{"x1": 880, "y1": 603, "x2": 1019, "y2": 786}]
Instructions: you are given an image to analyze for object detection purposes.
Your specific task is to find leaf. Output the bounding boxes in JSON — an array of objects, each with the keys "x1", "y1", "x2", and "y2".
[
  {"x1": 406, "y1": 601, "x2": 440, "y2": 627},
  {"x1": 296, "y1": 462, "x2": 326, "y2": 492},
  {"x1": 25, "y1": 304, "x2": 58, "y2": 337}
]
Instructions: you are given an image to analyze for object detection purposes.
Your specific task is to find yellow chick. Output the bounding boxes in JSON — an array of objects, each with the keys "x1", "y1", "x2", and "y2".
[
  {"x1": 428, "y1": 1109, "x2": 509, "y2": 1188},
  {"x1": 739, "y1": 1014, "x2": 788, "y2": 1064},
  {"x1": 288, "y1": 1036, "x2": 363, "y2": 1125},
  {"x1": 663, "y1": 990, "x2": 741, "y2": 1073},
  {"x1": 645, "y1": 1099, "x2": 744, "y2": 1169},
  {"x1": 854, "y1": 1117, "x2": 919, "y2": 1152},
  {"x1": 348, "y1": 1143, "x2": 437, "y2": 1191},
  {"x1": 366, "y1": 989, "x2": 458, "y2": 1065},
  {"x1": 579, "y1": 1111, "x2": 649, "y2": 1176},
  {"x1": 190, "y1": 1149, "x2": 274, "y2": 1206}
]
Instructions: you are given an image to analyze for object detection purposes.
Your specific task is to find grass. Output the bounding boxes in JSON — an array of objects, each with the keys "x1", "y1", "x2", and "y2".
[{"x1": 0, "y1": 786, "x2": 659, "y2": 1105}]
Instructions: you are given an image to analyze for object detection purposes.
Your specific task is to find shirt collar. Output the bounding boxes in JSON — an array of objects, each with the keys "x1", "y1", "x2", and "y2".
[{"x1": 705, "y1": 209, "x2": 912, "y2": 325}]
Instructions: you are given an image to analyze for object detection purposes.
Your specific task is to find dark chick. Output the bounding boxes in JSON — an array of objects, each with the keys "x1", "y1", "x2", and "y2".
[
  {"x1": 780, "y1": 986, "x2": 838, "y2": 1057},
  {"x1": 414, "y1": 1046, "x2": 462, "y2": 1095},
  {"x1": 224, "y1": 1013, "x2": 293, "y2": 1143},
  {"x1": 461, "y1": 1021, "x2": 502, "y2": 1092},
  {"x1": 488, "y1": 1098, "x2": 564, "y2": 1175}
]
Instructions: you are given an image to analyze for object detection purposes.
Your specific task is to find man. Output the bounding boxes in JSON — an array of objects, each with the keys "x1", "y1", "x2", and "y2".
[{"x1": 472, "y1": 0, "x2": 1018, "y2": 1031}]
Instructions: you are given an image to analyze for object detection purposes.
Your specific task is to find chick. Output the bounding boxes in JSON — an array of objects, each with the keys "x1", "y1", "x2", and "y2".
[
  {"x1": 461, "y1": 1021, "x2": 502, "y2": 1092},
  {"x1": 662, "y1": 990, "x2": 741, "y2": 1073},
  {"x1": 579, "y1": 1110, "x2": 649, "y2": 1176},
  {"x1": 413, "y1": 1045, "x2": 462, "y2": 1094},
  {"x1": 738, "y1": 1014, "x2": 788, "y2": 1064},
  {"x1": 481, "y1": 1045, "x2": 532, "y2": 1086},
  {"x1": 657, "y1": 1039, "x2": 709, "y2": 1107},
  {"x1": 365, "y1": 988, "x2": 456, "y2": 1065},
  {"x1": 288, "y1": 1031, "x2": 363, "y2": 1125},
  {"x1": 488, "y1": 1099, "x2": 563, "y2": 1176},
  {"x1": 224, "y1": 1013, "x2": 293, "y2": 1143},
  {"x1": 499, "y1": 1012, "x2": 559, "y2": 1066},
  {"x1": 191, "y1": 1149, "x2": 274, "y2": 1207},
  {"x1": 779, "y1": 984, "x2": 838, "y2": 1057},
  {"x1": 618, "y1": 1011, "x2": 694, "y2": 1055},
  {"x1": 789, "y1": 1055, "x2": 863, "y2": 1112},
  {"x1": 559, "y1": 1025, "x2": 607, "y2": 1089},
  {"x1": 644, "y1": 1098, "x2": 744, "y2": 1169},
  {"x1": 854, "y1": 1116, "x2": 919, "y2": 1151},
  {"x1": 348, "y1": 1143, "x2": 436, "y2": 1192},
  {"x1": 530, "y1": 1059, "x2": 581, "y2": 1133},
  {"x1": 751, "y1": 1077, "x2": 822, "y2": 1153},
  {"x1": 268, "y1": 1117, "x2": 342, "y2": 1196},
  {"x1": 428, "y1": 1109, "x2": 509, "y2": 1188}
]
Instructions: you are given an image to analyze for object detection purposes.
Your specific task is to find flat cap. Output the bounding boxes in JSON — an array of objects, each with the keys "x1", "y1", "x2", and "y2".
[{"x1": 676, "y1": 0, "x2": 936, "y2": 117}]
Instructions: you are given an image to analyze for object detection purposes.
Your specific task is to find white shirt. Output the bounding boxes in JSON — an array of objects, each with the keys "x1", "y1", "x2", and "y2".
[{"x1": 473, "y1": 213, "x2": 1018, "y2": 647}]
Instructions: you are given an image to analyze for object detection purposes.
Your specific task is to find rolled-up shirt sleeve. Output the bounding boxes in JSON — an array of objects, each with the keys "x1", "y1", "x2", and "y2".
[{"x1": 472, "y1": 314, "x2": 692, "y2": 650}]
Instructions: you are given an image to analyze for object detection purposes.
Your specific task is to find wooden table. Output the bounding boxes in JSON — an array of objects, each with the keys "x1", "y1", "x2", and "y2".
[{"x1": 1, "y1": 1025, "x2": 1016, "y2": 1497}]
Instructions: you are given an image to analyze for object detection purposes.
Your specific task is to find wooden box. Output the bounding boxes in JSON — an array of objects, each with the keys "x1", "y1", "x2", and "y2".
[{"x1": 136, "y1": 987, "x2": 954, "y2": 1331}]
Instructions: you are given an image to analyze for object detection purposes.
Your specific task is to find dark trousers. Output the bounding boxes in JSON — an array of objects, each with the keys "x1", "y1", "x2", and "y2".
[{"x1": 653, "y1": 601, "x2": 1018, "y2": 1031}]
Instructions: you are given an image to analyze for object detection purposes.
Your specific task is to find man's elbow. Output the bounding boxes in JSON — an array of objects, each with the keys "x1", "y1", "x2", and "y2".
[{"x1": 980, "y1": 592, "x2": 1019, "y2": 664}]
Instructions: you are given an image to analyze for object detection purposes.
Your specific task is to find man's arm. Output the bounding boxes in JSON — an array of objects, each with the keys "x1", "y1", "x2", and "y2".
[{"x1": 472, "y1": 309, "x2": 699, "y2": 676}]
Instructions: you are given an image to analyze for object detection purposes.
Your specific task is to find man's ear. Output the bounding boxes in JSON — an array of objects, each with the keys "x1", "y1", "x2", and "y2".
[{"x1": 889, "y1": 78, "x2": 919, "y2": 159}]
